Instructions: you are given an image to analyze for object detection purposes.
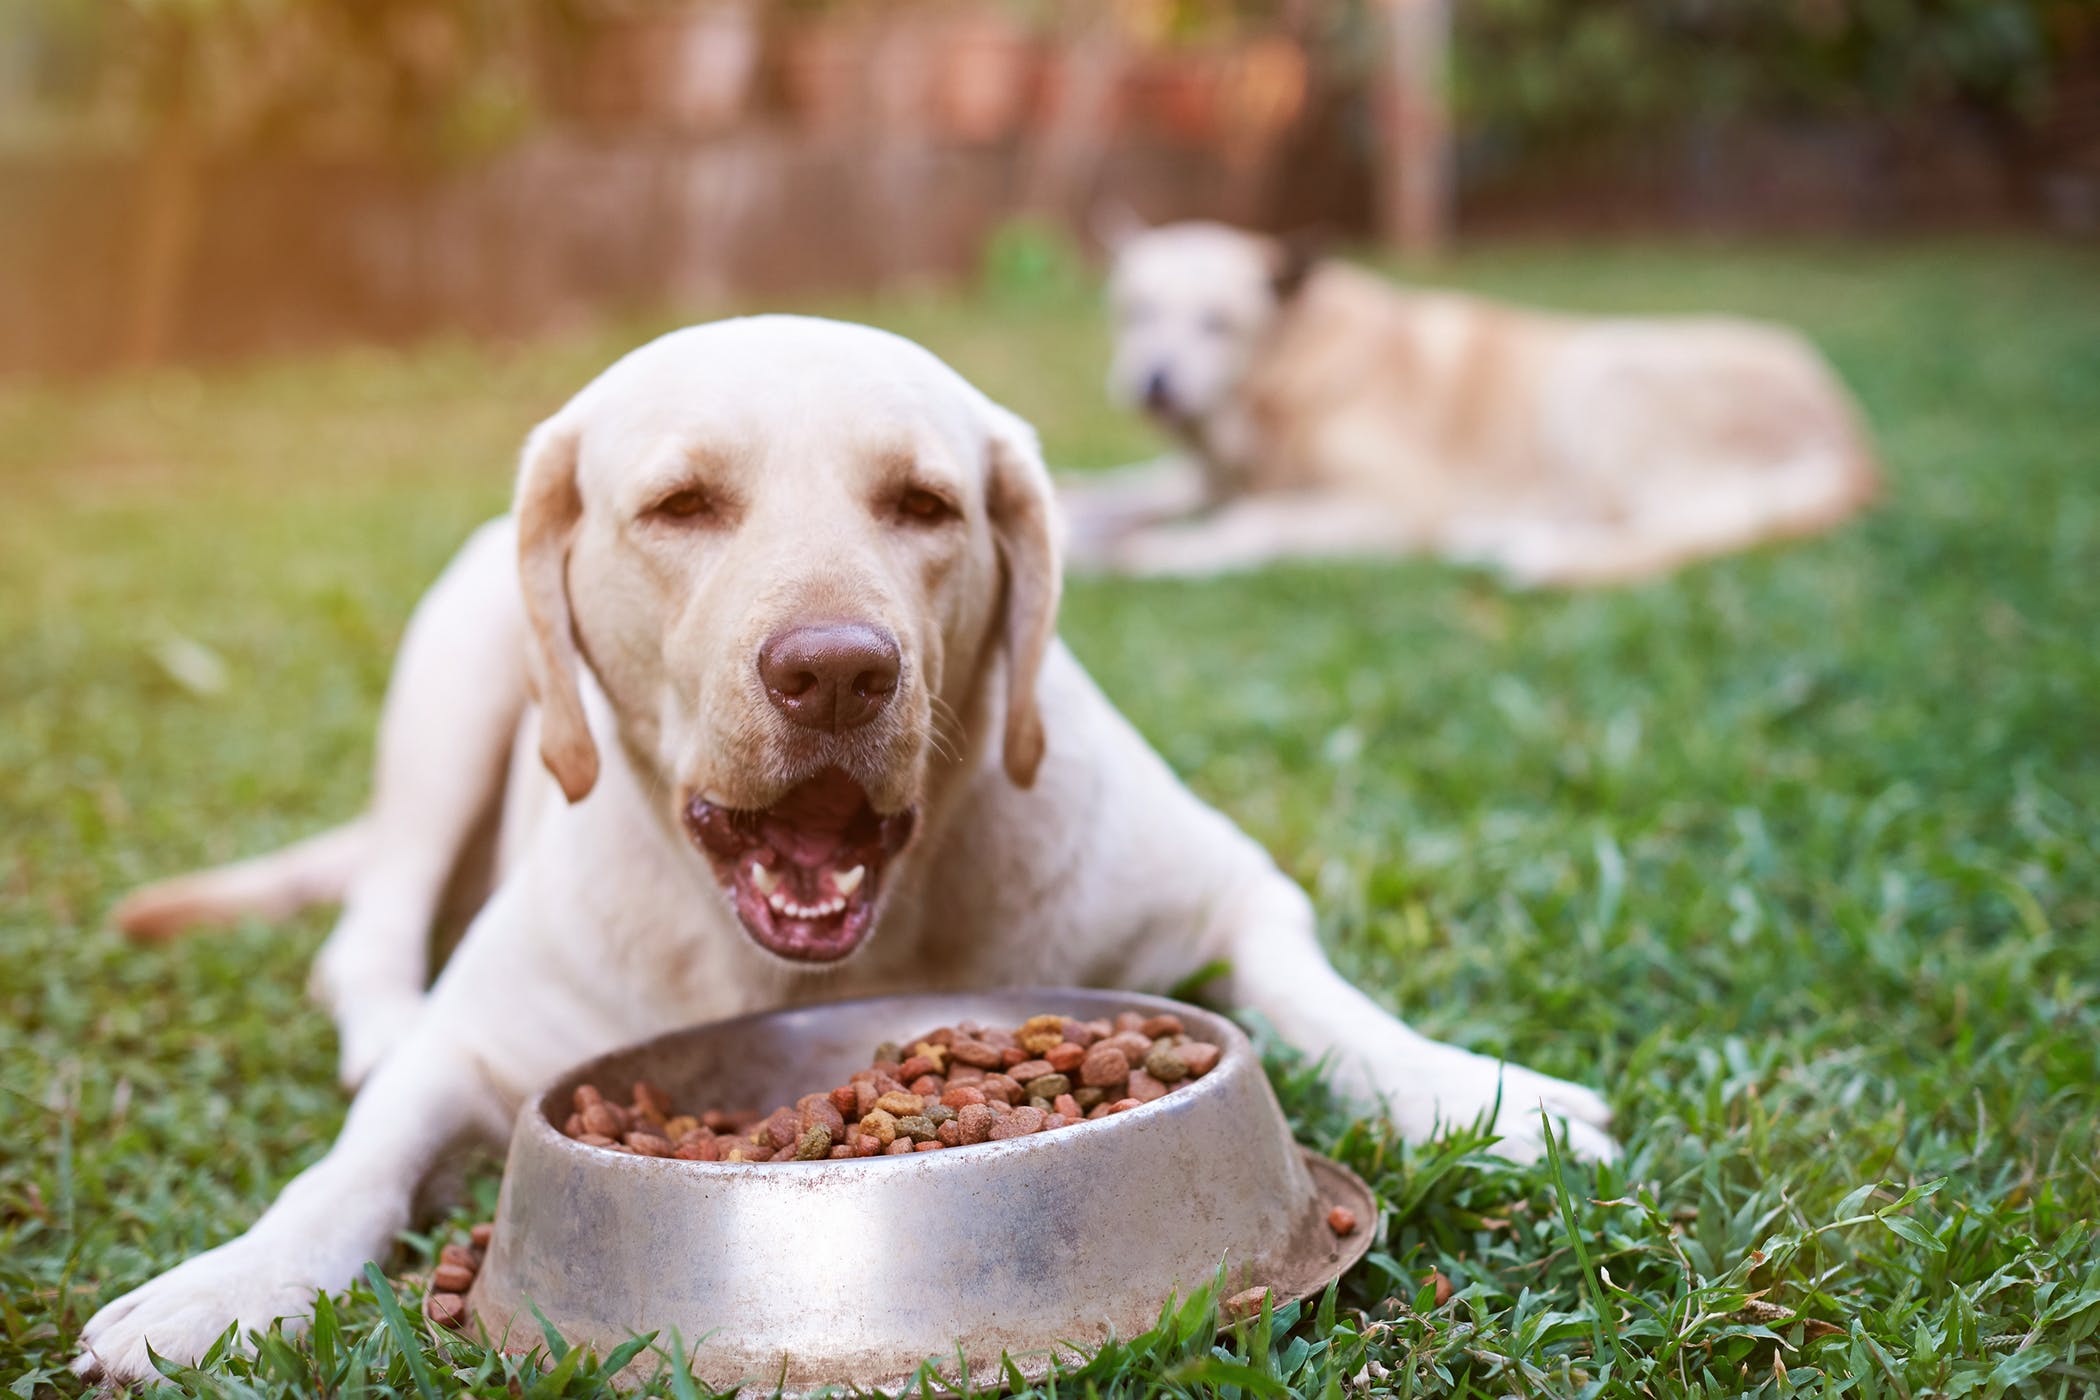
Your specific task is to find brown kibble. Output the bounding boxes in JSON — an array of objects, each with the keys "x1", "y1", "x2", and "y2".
[
  {"x1": 794, "y1": 1123, "x2": 833, "y2": 1160},
  {"x1": 936, "y1": 1120, "x2": 962, "y2": 1146},
  {"x1": 572, "y1": 1083, "x2": 604, "y2": 1113},
  {"x1": 759, "y1": 1107, "x2": 799, "y2": 1150},
  {"x1": 874, "y1": 1090, "x2": 924, "y2": 1117},
  {"x1": 580, "y1": 1102, "x2": 622, "y2": 1138},
  {"x1": 999, "y1": 1046, "x2": 1028, "y2": 1069},
  {"x1": 989, "y1": 1105, "x2": 1046, "y2": 1139},
  {"x1": 948, "y1": 1038, "x2": 1003, "y2": 1068},
  {"x1": 1223, "y1": 1287, "x2": 1272, "y2": 1320},
  {"x1": 632, "y1": 1080, "x2": 672, "y2": 1120},
  {"x1": 1108, "y1": 1097, "x2": 1142, "y2": 1114},
  {"x1": 1061, "y1": 1020, "x2": 1101, "y2": 1048},
  {"x1": 1053, "y1": 1093, "x2": 1081, "y2": 1118},
  {"x1": 957, "y1": 1103, "x2": 997, "y2": 1144},
  {"x1": 1079, "y1": 1045, "x2": 1131, "y2": 1088},
  {"x1": 1143, "y1": 1045, "x2": 1190, "y2": 1083},
  {"x1": 909, "y1": 1074, "x2": 945, "y2": 1098},
  {"x1": 1114, "y1": 1012, "x2": 1147, "y2": 1034},
  {"x1": 576, "y1": 1133, "x2": 618, "y2": 1148},
  {"x1": 1025, "y1": 1073, "x2": 1071, "y2": 1100},
  {"x1": 884, "y1": 1138, "x2": 914, "y2": 1155},
  {"x1": 1044, "y1": 1042, "x2": 1085, "y2": 1073},
  {"x1": 439, "y1": 1243, "x2": 480, "y2": 1272},
  {"x1": 1087, "y1": 1103, "x2": 1113, "y2": 1120},
  {"x1": 425, "y1": 1291, "x2": 467, "y2": 1330},
  {"x1": 625, "y1": 1132, "x2": 673, "y2": 1157},
  {"x1": 914, "y1": 1139, "x2": 942, "y2": 1151},
  {"x1": 830, "y1": 1084, "x2": 859, "y2": 1118},
  {"x1": 1127, "y1": 1069, "x2": 1168, "y2": 1102},
  {"x1": 798, "y1": 1097, "x2": 846, "y2": 1139},
  {"x1": 941, "y1": 1084, "x2": 986, "y2": 1109},
  {"x1": 1427, "y1": 1270, "x2": 1455, "y2": 1307},
  {"x1": 898, "y1": 1054, "x2": 940, "y2": 1082},
  {"x1": 432, "y1": 1261, "x2": 476, "y2": 1293},
  {"x1": 981, "y1": 1073, "x2": 1022, "y2": 1105},
  {"x1": 700, "y1": 1109, "x2": 740, "y2": 1133},
  {"x1": 1178, "y1": 1042, "x2": 1222, "y2": 1077},
  {"x1": 853, "y1": 1134, "x2": 882, "y2": 1158},
  {"x1": 1100, "y1": 1033, "x2": 1152, "y2": 1066},
  {"x1": 854, "y1": 1080, "x2": 880, "y2": 1116},
  {"x1": 1327, "y1": 1206, "x2": 1358, "y2": 1235},
  {"x1": 948, "y1": 1063, "x2": 985, "y2": 1084},
  {"x1": 674, "y1": 1135, "x2": 720, "y2": 1161},
  {"x1": 829, "y1": 1144, "x2": 853, "y2": 1159},
  {"x1": 1139, "y1": 1014, "x2": 1185, "y2": 1039},
  {"x1": 562, "y1": 1112, "x2": 584, "y2": 1138},
  {"x1": 469, "y1": 1222, "x2": 494, "y2": 1250},
  {"x1": 1009, "y1": 1059, "x2": 1055, "y2": 1083},
  {"x1": 859, "y1": 1109, "x2": 899, "y2": 1144}
]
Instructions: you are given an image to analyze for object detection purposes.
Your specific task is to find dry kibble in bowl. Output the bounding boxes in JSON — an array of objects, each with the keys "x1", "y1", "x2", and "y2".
[{"x1": 555, "y1": 1010, "x2": 1226, "y2": 1162}]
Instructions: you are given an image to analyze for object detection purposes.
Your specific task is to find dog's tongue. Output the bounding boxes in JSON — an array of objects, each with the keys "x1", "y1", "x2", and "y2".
[{"x1": 759, "y1": 768, "x2": 869, "y2": 867}]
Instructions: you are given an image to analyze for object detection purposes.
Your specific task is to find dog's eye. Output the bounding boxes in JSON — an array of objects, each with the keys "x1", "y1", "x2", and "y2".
[
  {"x1": 649, "y1": 488, "x2": 715, "y2": 522},
  {"x1": 896, "y1": 488, "x2": 958, "y2": 525}
]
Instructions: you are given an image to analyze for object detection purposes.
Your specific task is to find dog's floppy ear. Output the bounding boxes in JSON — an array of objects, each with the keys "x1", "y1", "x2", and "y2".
[
  {"x1": 1090, "y1": 199, "x2": 1148, "y2": 255},
  {"x1": 1269, "y1": 229, "x2": 1324, "y2": 301},
  {"x1": 983, "y1": 405, "x2": 1063, "y2": 788},
  {"x1": 514, "y1": 416, "x2": 599, "y2": 803}
]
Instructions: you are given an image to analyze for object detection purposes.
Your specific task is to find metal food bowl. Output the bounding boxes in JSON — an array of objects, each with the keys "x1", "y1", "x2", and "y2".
[{"x1": 467, "y1": 989, "x2": 1375, "y2": 1393}]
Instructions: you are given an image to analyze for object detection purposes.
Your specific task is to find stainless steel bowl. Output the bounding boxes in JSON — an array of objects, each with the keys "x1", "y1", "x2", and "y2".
[{"x1": 467, "y1": 988, "x2": 1374, "y2": 1393}]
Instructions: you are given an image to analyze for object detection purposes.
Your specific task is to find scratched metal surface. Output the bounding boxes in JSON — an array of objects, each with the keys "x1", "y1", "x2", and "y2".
[{"x1": 468, "y1": 989, "x2": 1375, "y2": 1394}]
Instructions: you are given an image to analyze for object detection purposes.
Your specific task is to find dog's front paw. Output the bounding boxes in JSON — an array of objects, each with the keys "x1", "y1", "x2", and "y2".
[
  {"x1": 72, "y1": 1234, "x2": 345, "y2": 1383},
  {"x1": 1462, "y1": 1060, "x2": 1618, "y2": 1165}
]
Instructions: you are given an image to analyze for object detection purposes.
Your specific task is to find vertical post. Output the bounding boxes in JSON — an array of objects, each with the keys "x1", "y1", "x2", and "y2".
[{"x1": 1376, "y1": 0, "x2": 1452, "y2": 257}]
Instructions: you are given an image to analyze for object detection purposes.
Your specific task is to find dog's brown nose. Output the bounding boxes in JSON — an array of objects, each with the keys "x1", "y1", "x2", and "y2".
[{"x1": 758, "y1": 622, "x2": 901, "y2": 732}]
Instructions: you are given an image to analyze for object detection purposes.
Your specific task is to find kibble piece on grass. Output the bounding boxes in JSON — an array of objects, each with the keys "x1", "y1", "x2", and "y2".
[
  {"x1": 439, "y1": 1243, "x2": 480, "y2": 1272},
  {"x1": 1326, "y1": 1206, "x2": 1357, "y2": 1235},
  {"x1": 1143, "y1": 1045, "x2": 1190, "y2": 1083},
  {"x1": 1079, "y1": 1045, "x2": 1131, "y2": 1088},
  {"x1": 432, "y1": 1261, "x2": 476, "y2": 1293},
  {"x1": 1223, "y1": 1286, "x2": 1273, "y2": 1320},
  {"x1": 469, "y1": 1222, "x2": 494, "y2": 1250},
  {"x1": 1426, "y1": 1270, "x2": 1455, "y2": 1307},
  {"x1": 425, "y1": 1291, "x2": 468, "y2": 1330}
]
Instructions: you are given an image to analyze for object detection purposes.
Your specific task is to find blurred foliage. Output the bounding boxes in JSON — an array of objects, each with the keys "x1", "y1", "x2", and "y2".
[
  {"x1": 977, "y1": 216, "x2": 1095, "y2": 305},
  {"x1": 2, "y1": 0, "x2": 534, "y2": 162},
  {"x1": 1457, "y1": 0, "x2": 2089, "y2": 155}
]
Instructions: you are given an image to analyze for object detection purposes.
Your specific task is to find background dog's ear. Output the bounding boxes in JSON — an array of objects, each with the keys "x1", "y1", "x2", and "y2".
[
  {"x1": 983, "y1": 406, "x2": 1063, "y2": 788},
  {"x1": 514, "y1": 417, "x2": 600, "y2": 803},
  {"x1": 1090, "y1": 199, "x2": 1148, "y2": 255},
  {"x1": 1269, "y1": 230, "x2": 1325, "y2": 302}
]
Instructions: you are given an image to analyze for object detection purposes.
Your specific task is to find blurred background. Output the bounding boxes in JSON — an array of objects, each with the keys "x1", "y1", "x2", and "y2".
[{"x1": 2, "y1": 0, "x2": 2095, "y2": 376}]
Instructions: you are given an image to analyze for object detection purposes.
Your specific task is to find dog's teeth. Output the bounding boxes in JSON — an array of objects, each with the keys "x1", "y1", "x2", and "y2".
[
  {"x1": 833, "y1": 864, "x2": 865, "y2": 897},
  {"x1": 750, "y1": 862, "x2": 780, "y2": 895}
]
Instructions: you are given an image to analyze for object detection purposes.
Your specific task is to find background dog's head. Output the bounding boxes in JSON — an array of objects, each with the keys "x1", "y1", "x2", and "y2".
[
  {"x1": 512, "y1": 316, "x2": 1059, "y2": 967},
  {"x1": 1103, "y1": 218, "x2": 1318, "y2": 432}
]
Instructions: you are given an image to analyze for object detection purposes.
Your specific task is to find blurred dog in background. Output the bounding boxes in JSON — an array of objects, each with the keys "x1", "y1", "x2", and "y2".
[{"x1": 1063, "y1": 219, "x2": 1879, "y2": 586}]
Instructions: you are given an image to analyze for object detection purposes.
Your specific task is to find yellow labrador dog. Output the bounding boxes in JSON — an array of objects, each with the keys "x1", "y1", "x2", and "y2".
[
  {"x1": 82, "y1": 316, "x2": 1612, "y2": 1383},
  {"x1": 1064, "y1": 220, "x2": 1879, "y2": 585}
]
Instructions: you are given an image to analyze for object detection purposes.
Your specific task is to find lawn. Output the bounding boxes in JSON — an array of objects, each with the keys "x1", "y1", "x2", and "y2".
[{"x1": 3, "y1": 239, "x2": 2098, "y2": 1397}]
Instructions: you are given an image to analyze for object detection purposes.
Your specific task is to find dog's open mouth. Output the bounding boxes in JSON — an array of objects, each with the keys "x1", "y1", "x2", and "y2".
[{"x1": 683, "y1": 768, "x2": 915, "y2": 963}]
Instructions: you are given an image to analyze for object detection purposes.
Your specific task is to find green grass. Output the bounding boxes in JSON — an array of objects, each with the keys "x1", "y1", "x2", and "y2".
[{"x1": 4, "y1": 239, "x2": 2099, "y2": 1397}]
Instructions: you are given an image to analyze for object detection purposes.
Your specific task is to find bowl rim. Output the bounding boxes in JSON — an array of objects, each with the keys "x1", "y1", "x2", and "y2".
[{"x1": 529, "y1": 986, "x2": 1253, "y2": 1171}]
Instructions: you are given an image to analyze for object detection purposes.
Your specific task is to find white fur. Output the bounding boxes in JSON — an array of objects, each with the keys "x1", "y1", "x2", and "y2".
[{"x1": 82, "y1": 317, "x2": 1612, "y2": 1383}]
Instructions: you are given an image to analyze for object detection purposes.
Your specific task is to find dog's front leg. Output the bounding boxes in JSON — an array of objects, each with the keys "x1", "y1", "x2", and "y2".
[
  {"x1": 1212, "y1": 867, "x2": 1617, "y2": 1163},
  {"x1": 72, "y1": 1013, "x2": 514, "y2": 1383}
]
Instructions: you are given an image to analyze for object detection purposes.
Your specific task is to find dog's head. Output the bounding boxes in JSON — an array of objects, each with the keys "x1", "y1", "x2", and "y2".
[
  {"x1": 1103, "y1": 218, "x2": 1317, "y2": 431},
  {"x1": 514, "y1": 316, "x2": 1059, "y2": 967}
]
